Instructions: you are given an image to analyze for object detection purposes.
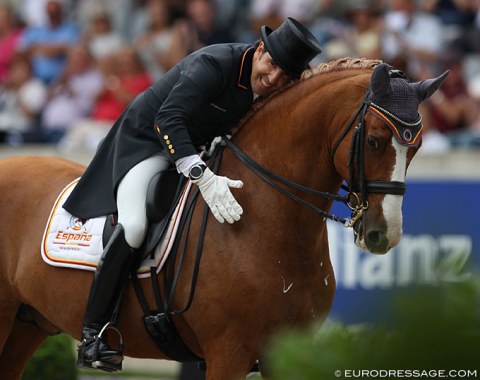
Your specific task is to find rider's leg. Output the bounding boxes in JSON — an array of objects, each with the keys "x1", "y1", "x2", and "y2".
[
  {"x1": 116, "y1": 153, "x2": 171, "y2": 249},
  {"x1": 77, "y1": 153, "x2": 171, "y2": 371},
  {"x1": 77, "y1": 224, "x2": 133, "y2": 371}
]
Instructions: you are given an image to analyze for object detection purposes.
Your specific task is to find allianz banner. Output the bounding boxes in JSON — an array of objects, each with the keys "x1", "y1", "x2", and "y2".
[{"x1": 328, "y1": 180, "x2": 479, "y2": 324}]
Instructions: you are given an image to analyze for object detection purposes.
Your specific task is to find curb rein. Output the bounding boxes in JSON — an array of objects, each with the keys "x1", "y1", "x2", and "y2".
[{"x1": 225, "y1": 87, "x2": 407, "y2": 229}]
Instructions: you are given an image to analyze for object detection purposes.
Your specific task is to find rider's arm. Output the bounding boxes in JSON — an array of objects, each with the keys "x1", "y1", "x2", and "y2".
[{"x1": 154, "y1": 53, "x2": 226, "y2": 161}]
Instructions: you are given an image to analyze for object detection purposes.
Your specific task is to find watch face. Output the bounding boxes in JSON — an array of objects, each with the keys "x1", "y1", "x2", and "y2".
[{"x1": 190, "y1": 166, "x2": 203, "y2": 179}]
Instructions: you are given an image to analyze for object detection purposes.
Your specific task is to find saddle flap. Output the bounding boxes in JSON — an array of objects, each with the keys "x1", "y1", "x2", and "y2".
[
  {"x1": 146, "y1": 168, "x2": 183, "y2": 223},
  {"x1": 143, "y1": 169, "x2": 189, "y2": 257}
]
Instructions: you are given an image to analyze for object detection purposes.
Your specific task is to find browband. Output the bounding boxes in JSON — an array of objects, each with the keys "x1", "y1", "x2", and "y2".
[{"x1": 368, "y1": 103, "x2": 422, "y2": 147}]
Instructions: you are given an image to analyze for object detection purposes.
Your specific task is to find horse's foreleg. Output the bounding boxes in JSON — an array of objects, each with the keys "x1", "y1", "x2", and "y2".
[
  {"x1": 0, "y1": 297, "x2": 19, "y2": 354},
  {"x1": 0, "y1": 319, "x2": 48, "y2": 380},
  {"x1": 203, "y1": 343, "x2": 259, "y2": 380}
]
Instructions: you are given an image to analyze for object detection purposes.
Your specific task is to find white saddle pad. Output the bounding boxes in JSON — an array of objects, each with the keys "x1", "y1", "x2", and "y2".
[{"x1": 41, "y1": 178, "x2": 192, "y2": 278}]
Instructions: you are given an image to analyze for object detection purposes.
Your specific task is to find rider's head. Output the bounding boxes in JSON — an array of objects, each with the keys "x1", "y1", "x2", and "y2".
[{"x1": 251, "y1": 17, "x2": 322, "y2": 96}]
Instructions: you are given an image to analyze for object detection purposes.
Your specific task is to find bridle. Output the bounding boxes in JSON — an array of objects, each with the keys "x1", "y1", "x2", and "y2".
[
  {"x1": 331, "y1": 86, "x2": 417, "y2": 227},
  {"x1": 224, "y1": 84, "x2": 421, "y2": 228}
]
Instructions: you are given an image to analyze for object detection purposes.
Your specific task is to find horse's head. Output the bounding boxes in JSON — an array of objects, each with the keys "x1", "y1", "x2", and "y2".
[{"x1": 334, "y1": 63, "x2": 448, "y2": 254}]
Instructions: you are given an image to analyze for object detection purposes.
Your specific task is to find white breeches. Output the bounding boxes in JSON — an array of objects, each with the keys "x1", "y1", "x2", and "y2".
[{"x1": 117, "y1": 153, "x2": 171, "y2": 249}]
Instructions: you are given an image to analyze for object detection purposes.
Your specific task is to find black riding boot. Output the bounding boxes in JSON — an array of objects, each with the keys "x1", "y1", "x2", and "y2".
[{"x1": 77, "y1": 224, "x2": 135, "y2": 372}]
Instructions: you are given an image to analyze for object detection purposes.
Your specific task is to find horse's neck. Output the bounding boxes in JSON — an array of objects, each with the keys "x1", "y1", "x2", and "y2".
[{"x1": 235, "y1": 72, "x2": 367, "y2": 195}]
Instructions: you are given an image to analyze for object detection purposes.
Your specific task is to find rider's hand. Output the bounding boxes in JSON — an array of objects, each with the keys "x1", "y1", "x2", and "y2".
[{"x1": 191, "y1": 167, "x2": 243, "y2": 224}]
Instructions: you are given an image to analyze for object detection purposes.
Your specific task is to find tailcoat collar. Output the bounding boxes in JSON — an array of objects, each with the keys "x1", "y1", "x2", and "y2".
[{"x1": 237, "y1": 46, "x2": 255, "y2": 90}]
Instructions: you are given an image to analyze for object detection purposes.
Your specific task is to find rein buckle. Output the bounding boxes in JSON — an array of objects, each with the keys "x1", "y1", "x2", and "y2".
[{"x1": 345, "y1": 193, "x2": 369, "y2": 228}]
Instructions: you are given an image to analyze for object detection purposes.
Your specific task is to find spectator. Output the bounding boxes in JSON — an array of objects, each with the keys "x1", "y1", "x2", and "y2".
[
  {"x1": 17, "y1": 0, "x2": 74, "y2": 28},
  {"x1": 17, "y1": 0, "x2": 79, "y2": 84},
  {"x1": 381, "y1": 0, "x2": 444, "y2": 80},
  {"x1": 59, "y1": 46, "x2": 152, "y2": 151},
  {"x1": 213, "y1": 0, "x2": 248, "y2": 41},
  {"x1": 135, "y1": 0, "x2": 185, "y2": 80},
  {"x1": 249, "y1": 0, "x2": 318, "y2": 27},
  {"x1": 466, "y1": 74, "x2": 480, "y2": 144},
  {"x1": 422, "y1": 0, "x2": 476, "y2": 27},
  {"x1": 344, "y1": 0, "x2": 382, "y2": 59},
  {"x1": 176, "y1": 0, "x2": 233, "y2": 54},
  {"x1": 91, "y1": 46, "x2": 152, "y2": 122},
  {"x1": 306, "y1": 0, "x2": 350, "y2": 64},
  {"x1": 40, "y1": 45, "x2": 104, "y2": 143},
  {"x1": 421, "y1": 52, "x2": 478, "y2": 151},
  {"x1": 423, "y1": 0, "x2": 477, "y2": 51},
  {"x1": 75, "y1": 0, "x2": 135, "y2": 40},
  {"x1": 247, "y1": 0, "x2": 319, "y2": 44},
  {"x1": 322, "y1": 0, "x2": 382, "y2": 60},
  {"x1": 83, "y1": 11, "x2": 125, "y2": 64},
  {"x1": 432, "y1": 0, "x2": 480, "y2": 57},
  {"x1": 0, "y1": 55, "x2": 47, "y2": 144},
  {"x1": 0, "y1": 4, "x2": 22, "y2": 85}
]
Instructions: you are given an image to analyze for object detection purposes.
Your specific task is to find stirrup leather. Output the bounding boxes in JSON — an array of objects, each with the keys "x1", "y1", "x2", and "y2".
[{"x1": 77, "y1": 322, "x2": 124, "y2": 372}]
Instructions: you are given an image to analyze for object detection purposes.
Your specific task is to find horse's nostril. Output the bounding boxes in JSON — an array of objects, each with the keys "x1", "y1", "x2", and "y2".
[
  {"x1": 365, "y1": 229, "x2": 389, "y2": 253},
  {"x1": 367, "y1": 230, "x2": 381, "y2": 244}
]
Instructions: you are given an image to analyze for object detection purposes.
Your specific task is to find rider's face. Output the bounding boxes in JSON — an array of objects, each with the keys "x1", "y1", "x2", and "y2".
[{"x1": 251, "y1": 42, "x2": 291, "y2": 96}]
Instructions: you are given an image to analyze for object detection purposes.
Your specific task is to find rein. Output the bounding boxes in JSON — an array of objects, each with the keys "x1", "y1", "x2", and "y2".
[
  {"x1": 225, "y1": 138, "x2": 351, "y2": 225},
  {"x1": 225, "y1": 86, "x2": 410, "y2": 228}
]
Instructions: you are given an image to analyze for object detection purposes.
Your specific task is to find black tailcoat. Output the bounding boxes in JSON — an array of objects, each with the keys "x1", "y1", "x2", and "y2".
[{"x1": 63, "y1": 43, "x2": 255, "y2": 219}]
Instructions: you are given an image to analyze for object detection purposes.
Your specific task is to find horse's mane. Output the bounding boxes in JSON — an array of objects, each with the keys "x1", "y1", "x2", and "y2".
[
  {"x1": 236, "y1": 57, "x2": 382, "y2": 130},
  {"x1": 301, "y1": 57, "x2": 382, "y2": 80}
]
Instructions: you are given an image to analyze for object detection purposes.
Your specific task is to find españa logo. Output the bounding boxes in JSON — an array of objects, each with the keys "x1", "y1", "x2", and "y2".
[{"x1": 54, "y1": 217, "x2": 93, "y2": 247}]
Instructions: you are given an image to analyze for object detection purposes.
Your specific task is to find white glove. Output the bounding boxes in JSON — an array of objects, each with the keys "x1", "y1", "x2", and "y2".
[
  {"x1": 205, "y1": 135, "x2": 231, "y2": 157},
  {"x1": 192, "y1": 167, "x2": 243, "y2": 224}
]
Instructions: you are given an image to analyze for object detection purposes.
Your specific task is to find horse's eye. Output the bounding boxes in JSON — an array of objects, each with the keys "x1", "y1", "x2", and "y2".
[{"x1": 367, "y1": 136, "x2": 379, "y2": 150}]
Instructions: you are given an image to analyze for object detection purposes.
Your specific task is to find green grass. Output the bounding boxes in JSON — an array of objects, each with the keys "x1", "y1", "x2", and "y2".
[{"x1": 265, "y1": 277, "x2": 480, "y2": 379}]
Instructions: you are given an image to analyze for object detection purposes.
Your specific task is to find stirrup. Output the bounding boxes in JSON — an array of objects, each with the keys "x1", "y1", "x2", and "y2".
[{"x1": 77, "y1": 322, "x2": 124, "y2": 372}]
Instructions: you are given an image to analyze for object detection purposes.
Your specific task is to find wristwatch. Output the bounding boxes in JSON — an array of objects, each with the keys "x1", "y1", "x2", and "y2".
[{"x1": 189, "y1": 164, "x2": 207, "y2": 180}]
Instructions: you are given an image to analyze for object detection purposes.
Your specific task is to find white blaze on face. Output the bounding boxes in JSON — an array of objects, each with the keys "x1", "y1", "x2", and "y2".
[{"x1": 382, "y1": 138, "x2": 408, "y2": 247}]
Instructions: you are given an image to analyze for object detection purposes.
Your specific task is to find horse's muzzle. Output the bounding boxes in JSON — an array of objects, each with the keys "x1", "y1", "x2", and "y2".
[
  {"x1": 354, "y1": 219, "x2": 391, "y2": 255},
  {"x1": 364, "y1": 228, "x2": 390, "y2": 254}
]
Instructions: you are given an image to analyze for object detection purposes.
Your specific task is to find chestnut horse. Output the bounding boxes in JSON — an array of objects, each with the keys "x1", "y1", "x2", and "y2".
[{"x1": 0, "y1": 59, "x2": 447, "y2": 379}]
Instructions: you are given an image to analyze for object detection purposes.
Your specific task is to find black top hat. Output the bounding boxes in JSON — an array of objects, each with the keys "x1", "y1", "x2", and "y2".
[{"x1": 261, "y1": 17, "x2": 322, "y2": 79}]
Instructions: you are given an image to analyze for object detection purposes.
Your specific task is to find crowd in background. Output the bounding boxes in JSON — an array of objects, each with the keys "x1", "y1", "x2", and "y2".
[{"x1": 1, "y1": 0, "x2": 480, "y2": 152}]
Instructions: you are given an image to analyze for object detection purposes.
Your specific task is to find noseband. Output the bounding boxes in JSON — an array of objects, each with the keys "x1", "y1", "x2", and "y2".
[{"x1": 223, "y1": 85, "x2": 420, "y2": 228}]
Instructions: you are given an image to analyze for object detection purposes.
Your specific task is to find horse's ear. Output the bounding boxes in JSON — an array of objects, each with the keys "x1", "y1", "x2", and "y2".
[
  {"x1": 371, "y1": 63, "x2": 393, "y2": 98},
  {"x1": 414, "y1": 71, "x2": 450, "y2": 102}
]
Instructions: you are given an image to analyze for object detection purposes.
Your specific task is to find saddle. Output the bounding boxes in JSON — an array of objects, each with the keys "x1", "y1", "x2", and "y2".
[
  {"x1": 101, "y1": 167, "x2": 188, "y2": 259},
  {"x1": 41, "y1": 163, "x2": 205, "y2": 363}
]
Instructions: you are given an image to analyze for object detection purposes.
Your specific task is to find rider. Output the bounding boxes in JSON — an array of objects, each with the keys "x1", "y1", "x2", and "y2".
[{"x1": 63, "y1": 17, "x2": 322, "y2": 371}]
